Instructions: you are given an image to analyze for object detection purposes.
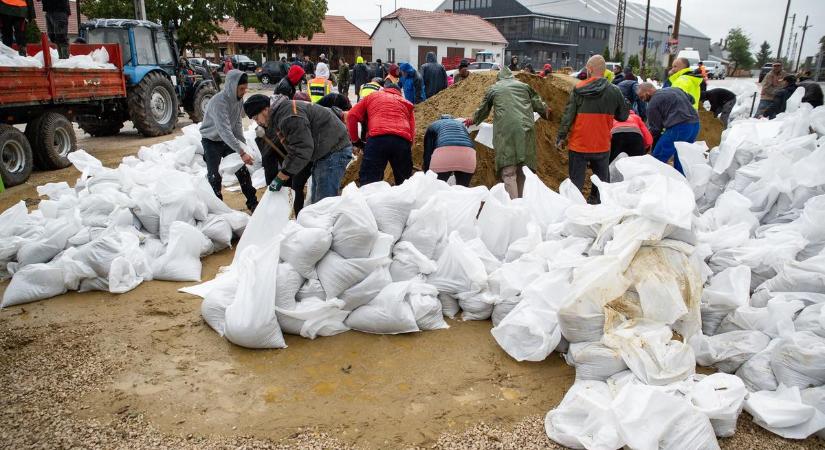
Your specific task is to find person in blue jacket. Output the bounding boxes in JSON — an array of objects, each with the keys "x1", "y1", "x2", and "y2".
[
  {"x1": 399, "y1": 62, "x2": 426, "y2": 104},
  {"x1": 423, "y1": 114, "x2": 476, "y2": 186}
]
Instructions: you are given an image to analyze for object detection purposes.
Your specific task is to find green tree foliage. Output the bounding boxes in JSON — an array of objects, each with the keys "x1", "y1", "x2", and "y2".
[
  {"x1": 614, "y1": 50, "x2": 625, "y2": 65},
  {"x1": 602, "y1": 46, "x2": 611, "y2": 61},
  {"x1": 234, "y1": 0, "x2": 327, "y2": 61},
  {"x1": 81, "y1": 0, "x2": 232, "y2": 53},
  {"x1": 755, "y1": 40, "x2": 772, "y2": 67},
  {"x1": 627, "y1": 54, "x2": 640, "y2": 72},
  {"x1": 726, "y1": 27, "x2": 754, "y2": 73}
]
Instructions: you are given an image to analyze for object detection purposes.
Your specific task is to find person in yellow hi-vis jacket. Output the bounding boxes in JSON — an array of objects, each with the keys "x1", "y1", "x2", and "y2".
[{"x1": 308, "y1": 62, "x2": 333, "y2": 103}]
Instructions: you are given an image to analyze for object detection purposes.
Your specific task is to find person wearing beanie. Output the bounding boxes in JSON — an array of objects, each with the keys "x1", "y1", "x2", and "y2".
[
  {"x1": 245, "y1": 94, "x2": 353, "y2": 210},
  {"x1": 346, "y1": 84, "x2": 415, "y2": 186},
  {"x1": 453, "y1": 60, "x2": 471, "y2": 84},
  {"x1": 540, "y1": 63, "x2": 552, "y2": 78},
  {"x1": 309, "y1": 62, "x2": 333, "y2": 103},
  {"x1": 386, "y1": 63, "x2": 400, "y2": 86},
  {"x1": 275, "y1": 64, "x2": 305, "y2": 99},
  {"x1": 200, "y1": 70, "x2": 258, "y2": 212}
]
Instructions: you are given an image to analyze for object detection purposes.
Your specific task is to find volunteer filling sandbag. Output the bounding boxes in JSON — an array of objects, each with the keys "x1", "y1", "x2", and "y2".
[
  {"x1": 243, "y1": 94, "x2": 353, "y2": 203},
  {"x1": 199, "y1": 69, "x2": 259, "y2": 212}
]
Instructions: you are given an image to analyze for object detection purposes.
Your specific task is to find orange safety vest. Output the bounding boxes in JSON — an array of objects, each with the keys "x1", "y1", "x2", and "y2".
[
  {"x1": 308, "y1": 77, "x2": 332, "y2": 102},
  {"x1": 1, "y1": 0, "x2": 28, "y2": 7}
]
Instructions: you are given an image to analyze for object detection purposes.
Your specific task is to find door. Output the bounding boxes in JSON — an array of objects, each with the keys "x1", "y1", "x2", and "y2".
[
  {"x1": 418, "y1": 45, "x2": 437, "y2": 67},
  {"x1": 447, "y1": 46, "x2": 464, "y2": 59}
]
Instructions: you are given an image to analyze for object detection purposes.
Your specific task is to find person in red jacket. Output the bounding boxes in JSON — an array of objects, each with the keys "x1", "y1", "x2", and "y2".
[
  {"x1": 346, "y1": 83, "x2": 415, "y2": 185},
  {"x1": 609, "y1": 109, "x2": 652, "y2": 162}
]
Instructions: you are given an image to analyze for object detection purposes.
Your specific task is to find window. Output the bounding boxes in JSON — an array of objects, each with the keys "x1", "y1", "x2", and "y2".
[
  {"x1": 387, "y1": 48, "x2": 395, "y2": 62},
  {"x1": 597, "y1": 28, "x2": 608, "y2": 40},
  {"x1": 578, "y1": 26, "x2": 587, "y2": 38},
  {"x1": 87, "y1": 28, "x2": 131, "y2": 65},
  {"x1": 155, "y1": 31, "x2": 174, "y2": 66},
  {"x1": 590, "y1": 28, "x2": 596, "y2": 38},
  {"x1": 133, "y1": 27, "x2": 157, "y2": 65}
]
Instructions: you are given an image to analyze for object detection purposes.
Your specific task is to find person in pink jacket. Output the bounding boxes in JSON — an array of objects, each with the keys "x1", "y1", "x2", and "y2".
[{"x1": 609, "y1": 109, "x2": 652, "y2": 162}]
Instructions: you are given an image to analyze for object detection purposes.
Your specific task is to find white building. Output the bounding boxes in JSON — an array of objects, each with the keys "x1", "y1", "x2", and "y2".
[{"x1": 371, "y1": 8, "x2": 508, "y2": 68}]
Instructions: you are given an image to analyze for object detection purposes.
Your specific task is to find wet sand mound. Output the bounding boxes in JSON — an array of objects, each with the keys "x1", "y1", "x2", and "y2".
[{"x1": 342, "y1": 72, "x2": 723, "y2": 190}]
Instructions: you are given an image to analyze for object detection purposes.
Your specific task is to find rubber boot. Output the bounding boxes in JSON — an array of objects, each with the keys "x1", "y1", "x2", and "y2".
[
  {"x1": 18, "y1": 45, "x2": 26, "y2": 57},
  {"x1": 58, "y1": 44, "x2": 69, "y2": 59}
]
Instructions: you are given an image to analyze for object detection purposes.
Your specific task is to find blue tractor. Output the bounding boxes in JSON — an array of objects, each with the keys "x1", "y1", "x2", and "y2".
[{"x1": 78, "y1": 19, "x2": 218, "y2": 137}]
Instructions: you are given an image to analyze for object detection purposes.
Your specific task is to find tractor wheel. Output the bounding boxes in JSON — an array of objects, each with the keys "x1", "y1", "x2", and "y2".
[
  {"x1": 0, "y1": 125, "x2": 34, "y2": 187},
  {"x1": 78, "y1": 118, "x2": 125, "y2": 137},
  {"x1": 260, "y1": 74, "x2": 271, "y2": 85},
  {"x1": 29, "y1": 112, "x2": 76, "y2": 170},
  {"x1": 188, "y1": 83, "x2": 218, "y2": 123},
  {"x1": 128, "y1": 71, "x2": 178, "y2": 137}
]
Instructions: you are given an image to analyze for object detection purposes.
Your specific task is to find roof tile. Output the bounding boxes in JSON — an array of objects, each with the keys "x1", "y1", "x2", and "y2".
[
  {"x1": 380, "y1": 8, "x2": 507, "y2": 44},
  {"x1": 216, "y1": 15, "x2": 372, "y2": 47}
]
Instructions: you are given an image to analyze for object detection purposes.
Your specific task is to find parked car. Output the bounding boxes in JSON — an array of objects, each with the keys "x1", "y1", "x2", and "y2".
[
  {"x1": 230, "y1": 55, "x2": 257, "y2": 72},
  {"x1": 189, "y1": 57, "x2": 220, "y2": 72},
  {"x1": 758, "y1": 63, "x2": 775, "y2": 83},
  {"x1": 700, "y1": 61, "x2": 725, "y2": 79},
  {"x1": 256, "y1": 60, "x2": 289, "y2": 85},
  {"x1": 570, "y1": 61, "x2": 622, "y2": 79},
  {"x1": 446, "y1": 62, "x2": 501, "y2": 77}
]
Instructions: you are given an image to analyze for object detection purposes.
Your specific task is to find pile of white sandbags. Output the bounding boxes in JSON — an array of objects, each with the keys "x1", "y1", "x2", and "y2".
[
  {"x1": 1, "y1": 124, "x2": 254, "y2": 308},
  {"x1": 0, "y1": 43, "x2": 116, "y2": 69}
]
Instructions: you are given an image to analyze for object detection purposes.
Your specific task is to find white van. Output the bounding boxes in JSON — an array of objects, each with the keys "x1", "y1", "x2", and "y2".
[{"x1": 676, "y1": 48, "x2": 701, "y2": 67}]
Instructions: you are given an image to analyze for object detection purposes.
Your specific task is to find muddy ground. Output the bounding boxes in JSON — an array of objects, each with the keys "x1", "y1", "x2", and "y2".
[{"x1": 1, "y1": 96, "x2": 824, "y2": 449}]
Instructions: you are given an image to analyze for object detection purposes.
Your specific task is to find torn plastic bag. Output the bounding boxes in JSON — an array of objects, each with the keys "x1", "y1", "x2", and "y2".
[
  {"x1": 603, "y1": 319, "x2": 696, "y2": 386},
  {"x1": 345, "y1": 281, "x2": 420, "y2": 334},
  {"x1": 689, "y1": 330, "x2": 771, "y2": 373},
  {"x1": 688, "y1": 373, "x2": 747, "y2": 438},
  {"x1": 340, "y1": 266, "x2": 392, "y2": 311},
  {"x1": 275, "y1": 297, "x2": 350, "y2": 339},
  {"x1": 611, "y1": 383, "x2": 719, "y2": 450},
  {"x1": 700, "y1": 266, "x2": 751, "y2": 336},
  {"x1": 223, "y1": 239, "x2": 286, "y2": 349},
  {"x1": 476, "y1": 184, "x2": 529, "y2": 260},
  {"x1": 564, "y1": 342, "x2": 628, "y2": 381},
  {"x1": 544, "y1": 380, "x2": 623, "y2": 450},
  {"x1": 316, "y1": 251, "x2": 389, "y2": 299},
  {"x1": 280, "y1": 222, "x2": 333, "y2": 279},
  {"x1": 152, "y1": 222, "x2": 210, "y2": 282},
  {"x1": 736, "y1": 338, "x2": 781, "y2": 392},
  {"x1": 1, "y1": 263, "x2": 67, "y2": 307},
  {"x1": 744, "y1": 384, "x2": 825, "y2": 439},
  {"x1": 771, "y1": 331, "x2": 825, "y2": 389},
  {"x1": 389, "y1": 241, "x2": 438, "y2": 282},
  {"x1": 331, "y1": 183, "x2": 379, "y2": 259},
  {"x1": 364, "y1": 185, "x2": 414, "y2": 241}
]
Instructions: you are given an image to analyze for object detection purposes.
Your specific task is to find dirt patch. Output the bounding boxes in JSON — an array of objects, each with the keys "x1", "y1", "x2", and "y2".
[{"x1": 342, "y1": 72, "x2": 724, "y2": 191}]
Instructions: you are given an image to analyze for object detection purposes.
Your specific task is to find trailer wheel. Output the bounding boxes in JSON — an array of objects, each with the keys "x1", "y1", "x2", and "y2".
[
  {"x1": 78, "y1": 119, "x2": 125, "y2": 137},
  {"x1": 24, "y1": 115, "x2": 45, "y2": 170},
  {"x1": 187, "y1": 83, "x2": 217, "y2": 123},
  {"x1": 29, "y1": 112, "x2": 76, "y2": 170},
  {"x1": 128, "y1": 71, "x2": 178, "y2": 137},
  {"x1": 0, "y1": 125, "x2": 33, "y2": 188}
]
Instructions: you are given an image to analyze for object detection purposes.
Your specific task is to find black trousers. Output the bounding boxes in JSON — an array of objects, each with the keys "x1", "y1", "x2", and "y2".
[
  {"x1": 568, "y1": 150, "x2": 610, "y2": 205},
  {"x1": 291, "y1": 164, "x2": 313, "y2": 215},
  {"x1": 201, "y1": 138, "x2": 258, "y2": 211},
  {"x1": 45, "y1": 11, "x2": 69, "y2": 45},
  {"x1": 609, "y1": 132, "x2": 646, "y2": 162},
  {"x1": 0, "y1": 15, "x2": 26, "y2": 49},
  {"x1": 359, "y1": 134, "x2": 412, "y2": 186},
  {"x1": 436, "y1": 171, "x2": 473, "y2": 187}
]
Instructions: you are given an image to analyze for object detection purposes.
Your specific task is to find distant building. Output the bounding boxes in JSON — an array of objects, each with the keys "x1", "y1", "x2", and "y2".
[
  {"x1": 371, "y1": 8, "x2": 507, "y2": 67},
  {"x1": 436, "y1": 0, "x2": 710, "y2": 69},
  {"x1": 212, "y1": 15, "x2": 372, "y2": 67}
]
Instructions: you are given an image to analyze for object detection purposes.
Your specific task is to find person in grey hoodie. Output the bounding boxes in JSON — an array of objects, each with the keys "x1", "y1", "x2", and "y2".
[{"x1": 199, "y1": 70, "x2": 258, "y2": 212}]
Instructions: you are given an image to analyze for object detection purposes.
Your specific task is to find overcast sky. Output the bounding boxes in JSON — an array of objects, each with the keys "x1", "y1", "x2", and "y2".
[{"x1": 329, "y1": 0, "x2": 824, "y2": 59}]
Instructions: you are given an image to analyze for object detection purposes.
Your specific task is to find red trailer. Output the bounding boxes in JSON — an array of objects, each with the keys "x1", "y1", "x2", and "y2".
[{"x1": 0, "y1": 34, "x2": 126, "y2": 187}]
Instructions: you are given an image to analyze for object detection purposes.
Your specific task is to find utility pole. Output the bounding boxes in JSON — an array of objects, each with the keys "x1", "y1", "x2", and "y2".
[
  {"x1": 133, "y1": 0, "x2": 146, "y2": 20},
  {"x1": 795, "y1": 15, "x2": 811, "y2": 72},
  {"x1": 667, "y1": 0, "x2": 681, "y2": 69},
  {"x1": 777, "y1": 0, "x2": 791, "y2": 60},
  {"x1": 816, "y1": 39, "x2": 824, "y2": 81},
  {"x1": 641, "y1": 0, "x2": 650, "y2": 74},
  {"x1": 613, "y1": 0, "x2": 627, "y2": 59},
  {"x1": 786, "y1": 13, "x2": 796, "y2": 62},
  {"x1": 790, "y1": 31, "x2": 798, "y2": 69}
]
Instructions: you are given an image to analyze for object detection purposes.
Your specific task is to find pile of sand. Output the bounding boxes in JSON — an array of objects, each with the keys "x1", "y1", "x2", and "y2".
[{"x1": 342, "y1": 72, "x2": 724, "y2": 190}]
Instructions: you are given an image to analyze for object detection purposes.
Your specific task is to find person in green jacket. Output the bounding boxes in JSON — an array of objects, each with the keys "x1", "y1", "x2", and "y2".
[
  {"x1": 665, "y1": 57, "x2": 703, "y2": 110},
  {"x1": 465, "y1": 66, "x2": 551, "y2": 199},
  {"x1": 337, "y1": 58, "x2": 350, "y2": 96}
]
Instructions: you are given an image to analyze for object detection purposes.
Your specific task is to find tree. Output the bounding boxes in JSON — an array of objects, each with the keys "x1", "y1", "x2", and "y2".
[
  {"x1": 755, "y1": 40, "x2": 772, "y2": 67},
  {"x1": 627, "y1": 54, "x2": 640, "y2": 72},
  {"x1": 234, "y1": 0, "x2": 327, "y2": 62},
  {"x1": 602, "y1": 46, "x2": 611, "y2": 61},
  {"x1": 726, "y1": 27, "x2": 754, "y2": 74},
  {"x1": 81, "y1": 0, "x2": 233, "y2": 53},
  {"x1": 614, "y1": 50, "x2": 626, "y2": 65}
]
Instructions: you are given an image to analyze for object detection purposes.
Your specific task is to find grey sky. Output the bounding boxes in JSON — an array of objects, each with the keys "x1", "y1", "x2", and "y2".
[{"x1": 329, "y1": 0, "x2": 824, "y2": 60}]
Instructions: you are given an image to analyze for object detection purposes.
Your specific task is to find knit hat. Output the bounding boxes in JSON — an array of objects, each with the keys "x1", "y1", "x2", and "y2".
[
  {"x1": 243, "y1": 94, "x2": 270, "y2": 118},
  {"x1": 389, "y1": 64, "x2": 400, "y2": 77},
  {"x1": 287, "y1": 65, "x2": 305, "y2": 85},
  {"x1": 459, "y1": 59, "x2": 469, "y2": 68}
]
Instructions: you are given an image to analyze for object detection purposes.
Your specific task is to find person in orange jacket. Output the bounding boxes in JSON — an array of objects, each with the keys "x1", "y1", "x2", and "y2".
[
  {"x1": 609, "y1": 109, "x2": 653, "y2": 162},
  {"x1": 0, "y1": 0, "x2": 34, "y2": 55}
]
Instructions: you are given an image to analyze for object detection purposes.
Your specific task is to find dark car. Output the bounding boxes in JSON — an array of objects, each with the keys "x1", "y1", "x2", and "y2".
[
  {"x1": 758, "y1": 63, "x2": 774, "y2": 83},
  {"x1": 256, "y1": 60, "x2": 289, "y2": 85},
  {"x1": 367, "y1": 61, "x2": 388, "y2": 79},
  {"x1": 230, "y1": 55, "x2": 258, "y2": 72}
]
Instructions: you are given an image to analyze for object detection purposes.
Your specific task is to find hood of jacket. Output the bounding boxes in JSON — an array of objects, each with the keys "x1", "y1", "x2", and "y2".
[
  {"x1": 223, "y1": 69, "x2": 245, "y2": 100},
  {"x1": 497, "y1": 66, "x2": 514, "y2": 81},
  {"x1": 315, "y1": 62, "x2": 330, "y2": 79},
  {"x1": 399, "y1": 62, "x2": 416, "y2": 76},
  {"x1": 668, "y1": 67, "x2": 701, "y2": 85},
  {"x1": 425, "y1": 52, "x2": 436, "y2": 64},
  {"x1": 287, "y1": 65, "x2": 305, "y2": 85},
  {"x1": 356, "y1": 56, "x2": 364, "y2": 64},
  {"x1": 574, "y1": 77, "x2": 610, "y2": 97}
]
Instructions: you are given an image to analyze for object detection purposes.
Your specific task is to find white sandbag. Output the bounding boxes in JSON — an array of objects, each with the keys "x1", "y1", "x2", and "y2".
[
  {"x1": 365, "y1": 186, "x2": 414, "y2": 241},
  {"x1": 700, "y1": 265, "x2": 751, "y2": 335},
  {"x1": 428, "y1": 232, "x2": 488, "y2": 296},
  {"x1": 690, "y1": 330, "x2": 771, "y2": 373},
  {"x1": 793, "y1": 303, "x2": 825, "y2": 337},
  {"x1": 295, "y1": 195, "x2": 340, "y2": 230},
  {"x1": 197, "y1": 214, "x2": 234, "y2": 253},
  {"x1": 544, "y1": 380, "x2": 623, "y2": 450},
  {"x1": 280, "y1": 222, "x2": 333, "y2": 279},
  {"x1": 234, "y1": 189, "x2": 291, "y2": 265},
  {"x1": 339, "y1": 266, "x2": 392, "y2": 311},
  {"x1": 439, "y1": 293, "x2": 460, "y2": 319},
  {"x1": 223, "y1": 239, "x2": 286, "y2": 349},
  {"x1": 688, "y1": 373, "x2": 747, "y2": 437},
  {"x1": 275, "y1": 297, "x2": 350, "y2": 339},
  {"x1": 16, "y1": 216, "x2": 79, "y2": 267},
  {"x1": 132, "y1": 188, "x2": 161, "y2": 234},
  {"x1": 491, "y1": 296, "x2": 520, "y2": 327},
  {"x1": 771, "y1": 331, "x2": 825, "y2": 389},
  {"x1": 296, "y1": 278, "x2": 326, "y2": 301},
  {"x1": 801, "y1": 386, "x2": 825, "y2": 439},
  {"x1": 603, "y1": 320, "x2": 695, "y2": 386},
  {"x1": 522, "y1": 166, "x2": 572, "y2": 234},
  {"x1": 439, "y1": 185, "x2": 488, "y2": 240},
  {"x1": 155, "y1": 175, "x2": 208, "y2": 243},
  {"x1": 152, "y1": 222, "x2": 209, "y2": 282},
  {"x1": 456, "y1": 289, "x2": 497, "y2": 321},
  {"x1": 717, "y1": 299, "x2": 806, "y2": 338},
  {"x1": 108, "y1": 256, "x2": 144, "y2": 294},
  {"x1": 345, "y1": 281, "x2": 420, "y2": 334},
  {"x1": 399, "y1": 196, "x2": 449, "y2": 259},
  {"x1": 1, "y1": 263, "x2": 67, "y2": 307},
  {"x1": 488, "y1": 253, "x2": 546, "y2": 298},
  {"x1": 74, "y1": 233, "x2": 129, "y2": 278},
  {"x1": 274, "y1": 263, "x2": 304, "y2": 310},
  {"x1": 408, "y1": 282, "x2": 448, "y2": 331},
  {"x1": 316, "y1": 251, "x2": 389, "y2": 299},
  {"x1": 744, "y1": 384, "x2": 825, "y2": 439},
  {"x1": 465, "y1": 237, "x2": 501, "y2": 274},
  {"x1": 476, "y1": 184, "x2": 529, "y2": 260},
  {"x1": 504, "y1": 222, "x2": 543, "y2": 263},
  {"x1": 611, "y1": 383, "x2": 720, "y2": 450},
  {"x1": 199, "y1": 273, "x2": 239, "y2": 336},
  {"x1": 735, "y1": 338, "x2": 781, "y2": 392},
  {"x1": 389, "y1": 241, "x2": 437, "y2": 281},
  {"x1": 564, "y1": 342, "x2": 628, "y2": 381},
  {"x1": 331, "y1": 184, "x2": 379, "y2": 259}
]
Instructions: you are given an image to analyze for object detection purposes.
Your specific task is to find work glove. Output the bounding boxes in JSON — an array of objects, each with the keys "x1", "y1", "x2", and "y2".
[
  {"x1": 463, "y1": 118, "x2": 474, "y2": 128},
  {"x1": 268, "y1": 177, "x2": 285, "y2": 192}
]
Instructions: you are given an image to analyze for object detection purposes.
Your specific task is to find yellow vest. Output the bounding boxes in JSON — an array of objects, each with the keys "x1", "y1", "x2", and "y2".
[
  {"x1": 669, "y1": 68, "x2": 703, "y2": 110},
  {"x1": 359, "y1": 82, "x2": 381, "y2": 99},
  {"x1": 604, "y1": 69, "x2": 615, "y2": 83},
  {"x1": 309, "y1": 77, "x2": 332, "y2": 102}
]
